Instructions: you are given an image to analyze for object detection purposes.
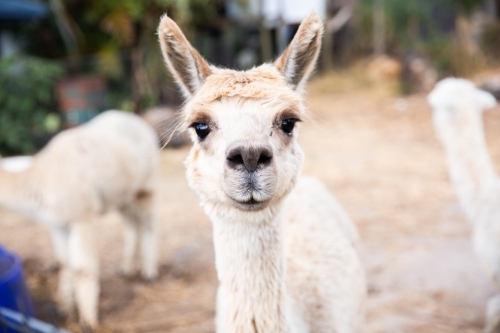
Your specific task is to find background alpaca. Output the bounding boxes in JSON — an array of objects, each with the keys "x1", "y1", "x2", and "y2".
[
  {"x1": 0, "y1": 111, "x2": 160, "y2": 327},
  {"x1": 428, "y1": 78, "x2": 500, "y2": 332},
  {"x1": 158, "y1": 12, "x2": 366, "y2": 333}
]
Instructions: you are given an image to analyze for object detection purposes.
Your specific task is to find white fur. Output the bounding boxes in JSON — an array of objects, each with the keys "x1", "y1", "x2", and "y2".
[
  {"x1": 428, "y1": 78, "x2": 500, "y2": 332},
  {"x1": 158, "y1": 12, "x2": 366, "y2": 333},
  {"x1": 0, "y1": 111, "x2": 160, "y2": 327}
]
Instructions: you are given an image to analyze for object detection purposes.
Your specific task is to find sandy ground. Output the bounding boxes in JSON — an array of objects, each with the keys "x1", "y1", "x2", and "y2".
[{"x1": 1, "y1": 72, "x2": 500, "y2": 333}]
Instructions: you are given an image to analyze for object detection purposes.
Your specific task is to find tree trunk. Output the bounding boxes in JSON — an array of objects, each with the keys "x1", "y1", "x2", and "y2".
[
  {"x1": 373, "y1": 0, "x2": 385, "y2": 55},
  {"x1": 131, "y1": 46, "x2": 144, "y2": 114}
]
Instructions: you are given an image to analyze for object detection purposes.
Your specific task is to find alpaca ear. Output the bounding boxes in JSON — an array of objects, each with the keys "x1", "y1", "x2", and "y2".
[
  {"x1": 274, "y1": 12, "x2": 324, "y2": 91},
  {"x1": 476, "y1": 89, "x2": 497, "y2": 110},
  {"x1": 158, "y1": 14, "x2": 212, "y2": 98}
]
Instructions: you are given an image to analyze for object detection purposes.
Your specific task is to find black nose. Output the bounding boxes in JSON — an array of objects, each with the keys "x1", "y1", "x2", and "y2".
[{"x1": 226, "y1": 142, "x2": 273, "y2": 172}]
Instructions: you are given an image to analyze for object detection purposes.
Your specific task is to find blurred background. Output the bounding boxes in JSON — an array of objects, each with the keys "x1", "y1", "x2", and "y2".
[
  {"x1": 1, "y1": 0, "x2": 500, "y2": 156},
  {"x1": 1, "y1": 0, "x2": 500, "y2": 332}
]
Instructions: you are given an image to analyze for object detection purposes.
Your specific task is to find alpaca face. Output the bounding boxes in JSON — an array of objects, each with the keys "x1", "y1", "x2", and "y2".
[
  {"x1": 182, "y1": 69, "x2": 305, "y2": 210},
  {"x1": 158, "y1": 12, "x2": 323, "y2": 211},
  {"x1": 428, "y1": 78, "x2": 496, "y2": 143}
]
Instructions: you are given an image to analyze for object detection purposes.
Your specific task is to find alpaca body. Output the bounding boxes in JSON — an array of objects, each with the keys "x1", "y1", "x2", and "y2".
[
  {"x1": 440, "y1": 122, "x2": 500, "y2": 285},
  {"x1": 0, "y1": 111, "x2": 160, "y2": 326},
  {"x1": 159, "y1": 12, "x2": 366, "y2": 333},
  {"x1": 206, "y1": 176, "x2": 365, "y2": 333},
  {"x1": 428, "y1": 78, "x2": 500, "y2": 332},
  {"x1": 2, "y1": 111, "x2": 157, "y2": 224},
  {"x1": 284, "y1": 177, "x2": 365, "y2": 332}
]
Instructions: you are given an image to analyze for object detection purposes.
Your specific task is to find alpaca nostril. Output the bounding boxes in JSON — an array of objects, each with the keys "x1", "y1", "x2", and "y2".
[
  {"x1": 227, "y1": 153, "x2": 244, "y2": 165},
  {"x1": 257, "y1": 148, "x2": 273, "y2": 166},
  {"x1": 226, "y1": 143, "x2": 273, "y2": 172}
]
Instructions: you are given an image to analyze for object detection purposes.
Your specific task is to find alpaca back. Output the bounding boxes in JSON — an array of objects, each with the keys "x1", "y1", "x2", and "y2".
[
  {"x1": 284, "y1": 176, "x2": 366, "y2": 333},
  {"x1": 31, "y1": 111, "x2": 159, "y2": 218}
]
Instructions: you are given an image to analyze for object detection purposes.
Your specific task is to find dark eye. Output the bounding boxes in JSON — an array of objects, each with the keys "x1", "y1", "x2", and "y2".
[
  {"x1": 194, "y1": 123, "x2": 210, "y2": 141},
  {"x1": 280, "y1": 119, "x2": 297, "y2": 135}
]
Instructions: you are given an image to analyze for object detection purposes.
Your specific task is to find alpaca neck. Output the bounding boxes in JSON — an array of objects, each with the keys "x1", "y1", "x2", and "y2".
[
  {"x1": 441, "y1": 113, "x2": 499, "y2": 221},
  {"x1": 0, "y1": 167, "x2": 40, "y2": 218},
  {"x1": 206, "y1": 202, "x2": 292, "y2": 333}
]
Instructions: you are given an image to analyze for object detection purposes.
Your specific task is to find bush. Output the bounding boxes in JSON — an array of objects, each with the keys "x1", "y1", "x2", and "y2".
[
  {"x1": 482, "y1": 22, "x2": 500, "y2": 61},
  {"x1": 0, "y1": 56, "x2": 64, "y2": 155}
]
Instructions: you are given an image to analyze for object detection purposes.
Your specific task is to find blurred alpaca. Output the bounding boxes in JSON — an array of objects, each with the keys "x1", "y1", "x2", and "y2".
[
  {"x1": 0, "y1": 111, "x2": 159, "y2": 327},
  {"x1": 158, "y1": 12, "x2": 366, "y2": 333},
  {"x1": 428, "y1": 78, "x2": 500, "y2": 332}
]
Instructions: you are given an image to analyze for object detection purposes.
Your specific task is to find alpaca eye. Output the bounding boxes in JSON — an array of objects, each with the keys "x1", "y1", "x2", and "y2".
[
  {"x1": 194, "y1": 123, "x2": 210, "y2": 141},
  {"x1": 281, "y1": 119, "x2": 297, "y2": 135}
]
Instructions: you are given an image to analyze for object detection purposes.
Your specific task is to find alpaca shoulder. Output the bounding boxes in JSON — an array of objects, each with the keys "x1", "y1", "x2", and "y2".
[
  {"x1": 285, "y1": 176, "x2": 359, "y2": 245},
  {"x1": 283, "y1": 176, "x2": 366, "y2": 332}
]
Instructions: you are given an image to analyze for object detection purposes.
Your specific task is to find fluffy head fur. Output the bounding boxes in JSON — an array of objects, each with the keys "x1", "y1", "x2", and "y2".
[{"x1": 428, "y1": 78, "x2": 496, "y2": 144}]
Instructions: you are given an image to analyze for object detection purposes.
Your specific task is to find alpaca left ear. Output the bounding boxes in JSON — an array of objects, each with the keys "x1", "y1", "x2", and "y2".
[
  {"x1": 274, "y1": 12, "x2": 324, "y2": 91},
  {"x1": 157, "y1": 14, "x2": 212, "y2": 99}
]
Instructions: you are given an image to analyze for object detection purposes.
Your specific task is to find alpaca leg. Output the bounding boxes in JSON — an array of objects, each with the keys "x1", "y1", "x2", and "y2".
[
  {"x1": 486, "y1": 295, "x2": 500, "y2": 333},
  {"x1": 122, "y1": 191, "x2": 158, "y2": 281},
  {"x1": 120, "y1": 210, "x2": 140, "y2": 277},
  {"x1": 50, "y1": 226, "x2": 74, "y2": 314},
  {"x1": 139, "y1": 190, "x2": 159, "y2": 281},
  {"x1": 68, "y1": 221, "x2": 99, "y2": 327},
  {"x1": 140, "y1": 204, "x2": 158, "y2": 281},
  {"x1": 50, "y1": 225, "x2": 69, "y2": 265}
]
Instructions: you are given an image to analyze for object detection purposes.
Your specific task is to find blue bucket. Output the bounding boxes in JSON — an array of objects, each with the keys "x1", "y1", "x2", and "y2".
[{"x1": 0, "y1": 245, "x2": 34, "y2": 322}]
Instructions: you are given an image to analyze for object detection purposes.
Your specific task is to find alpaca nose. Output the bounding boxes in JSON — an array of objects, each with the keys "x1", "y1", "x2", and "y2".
[{"x1": 226, "y1": 142, "x2": 273, "y2": 172}]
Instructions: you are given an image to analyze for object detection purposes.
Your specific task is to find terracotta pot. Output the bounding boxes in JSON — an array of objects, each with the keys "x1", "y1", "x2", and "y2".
[{"x1": 56, "y1": 75, "x2": 107, "y2": 127}]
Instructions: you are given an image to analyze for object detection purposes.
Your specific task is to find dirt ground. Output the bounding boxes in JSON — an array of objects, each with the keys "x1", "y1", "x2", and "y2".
[{"x1": 1, "y1": 71, "x2": 500, "y2": 333}]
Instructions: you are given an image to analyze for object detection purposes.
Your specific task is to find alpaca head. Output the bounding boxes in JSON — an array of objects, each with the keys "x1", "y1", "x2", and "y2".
[
  {"x1": 158, "y1": 13, "x2": 323, "y2": 212},
  {"x1": 428, "y1": 78, "x2": 497, "y2": 143}
]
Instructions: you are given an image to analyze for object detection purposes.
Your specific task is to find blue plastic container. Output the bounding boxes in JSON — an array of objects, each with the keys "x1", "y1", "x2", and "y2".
[{"x1": 0, "y1": 245, "x2": 34, "y2": 323}]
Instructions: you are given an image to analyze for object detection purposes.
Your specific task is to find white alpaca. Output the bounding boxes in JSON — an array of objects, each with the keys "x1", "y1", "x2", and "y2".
[
  {"x1": 158, "y1": 12, "x2": 366, "y2": 332},
  {"x1": 428, "y1": 78, "x2": 500, "y2": 333},
  {"x1": 0, "y1": 111, "x2": 160, "y2": 327}
]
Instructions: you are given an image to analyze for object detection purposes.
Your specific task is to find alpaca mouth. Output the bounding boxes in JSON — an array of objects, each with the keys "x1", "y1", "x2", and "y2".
[
  {"x1": 231, "y1": 196, "x2": 270, "y2": 211},
  {"x1": 222, "y1": 175, "x2": 275, "y2": 211}
]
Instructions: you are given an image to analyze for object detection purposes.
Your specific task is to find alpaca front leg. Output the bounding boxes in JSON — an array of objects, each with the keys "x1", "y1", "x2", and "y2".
[
  {"x1": 123, "y1": 192, "x2": 159, "y2": 281},
  {"x1": 49, "y1": 225, "x2": 69, "y2": 265},
  {"x1": 140, "y1": 212, "x2": 158, "y2": 281},
  {"x1": 486, "y1": 295, "x2": 500, "y2": 333},
  {"x1": 49, "y1": 226, "x2": 74, "y2": 314},
  {"x1": 68, "y1": 221, "x2": 100, "y2": 327},
  {"x1": 138, "y1": 191, "x2": 159, "y2": 281},
  {"x1": 121, "y1": 215, "x2": 140, "y2": 277}
]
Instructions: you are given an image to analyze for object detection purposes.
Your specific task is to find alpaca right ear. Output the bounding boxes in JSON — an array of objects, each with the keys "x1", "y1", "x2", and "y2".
[
  {"x1": 274, "y1": 12, "x2": 324, "y2": 91},
  {"x1": 158, "y1": 14, "x2": 212, "y2": 98},
  {"x1": 476, "y1": 89, "x2": 497, "y2": 110}
]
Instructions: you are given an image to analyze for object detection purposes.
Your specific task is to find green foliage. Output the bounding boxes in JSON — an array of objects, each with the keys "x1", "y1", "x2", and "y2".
[
  {"x1": 0, "y1": 56, "x2": 64, "y2": 155},
  {"x1": 356, "y1": 0, "x2": 489, "y2": 76},
  {"x1": 67, "y1": 0, "x2": 223, "y2": 112},
  {"x1": 443, "y1": 0, "x2": 484, "y2": 15},
  {"x1": 357, "y1": 0, "x2": 441, "y2": 53}
]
